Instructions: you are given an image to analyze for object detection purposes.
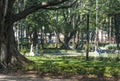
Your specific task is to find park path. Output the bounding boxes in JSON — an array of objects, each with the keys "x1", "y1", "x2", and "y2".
[
  {"x1": 0, "y1": 73, "x2": 119, "y2": 81},
  {"x1": 0, "y1": 74, "x2": 80, "y2": 81},
  {"x1": 0, "y1": 74, "x2": 46, "y2": 81},
  {"x1": 0, "y1": 71, "x2": 80, "y2": 81}
]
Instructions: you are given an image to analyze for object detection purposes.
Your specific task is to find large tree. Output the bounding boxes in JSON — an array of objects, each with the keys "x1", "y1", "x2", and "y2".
[{"x1": 0, "y1": 0, "x2": 76, "y2": 70}]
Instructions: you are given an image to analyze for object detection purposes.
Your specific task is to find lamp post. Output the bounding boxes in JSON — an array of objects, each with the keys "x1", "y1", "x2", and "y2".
[
  {"x1": 41, "y1": 26, "x2": 45, "y2": 49},
  {"x1": 86, "y1": 10, "x2": 90, "y2": 61}
]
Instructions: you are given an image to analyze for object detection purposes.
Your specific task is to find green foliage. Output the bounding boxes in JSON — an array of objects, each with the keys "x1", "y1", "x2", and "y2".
[
  {"x1": 105, "y1": 44, "x2": 117, "y2": 50},
  {"x1": 39, "y1": 45, "x2": 43, "y2": 56},
  {"x1": 22, "y1": 41, "x2": 31, "y2": 49},
  {"x1": 20, "y1": 47, "x2": 29, "y2": 55},
  {"x1": 19, "y1": 41, "x2": 31, "y2": 55},
  {"x1": 23, "y1": 56, "x2": 120, "y2": 77},
  {"x1": 24, "y1": 9, "x2": 51, "y2": 33},
  {"x1": 16, "y1": 0, "x2": 120, "y2": 77},
  {"x1": 89, "y1": 43, "x2": 95, "y2": 52}
]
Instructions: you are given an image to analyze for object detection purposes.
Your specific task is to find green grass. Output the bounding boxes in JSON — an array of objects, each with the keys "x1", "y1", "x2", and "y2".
[{"x1": 23, "y1": 55, "x2": 120, "y2": 77}]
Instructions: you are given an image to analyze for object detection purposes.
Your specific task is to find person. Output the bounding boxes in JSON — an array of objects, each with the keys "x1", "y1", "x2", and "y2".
[{"x1": 97, "y1": 47, "x2": 102, "y2": 55}]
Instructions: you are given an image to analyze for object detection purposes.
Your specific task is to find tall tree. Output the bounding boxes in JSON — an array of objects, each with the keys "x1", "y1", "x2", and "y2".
[
  {"x1": 0, "y1": 0, "x2": 76, "y2": 70},
  {"x1": 61, "y1": 0, "x2": 83, "y2": 49},
  {"x1": 106, "y1": 0, "x2": 120, "y2": 51}
]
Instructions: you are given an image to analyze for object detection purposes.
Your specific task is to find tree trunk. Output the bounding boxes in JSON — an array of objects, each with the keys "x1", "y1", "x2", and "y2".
[
  {"x1": 61, "y1": 30, "x2": 77, "y2": 49},
  {"x1": 61, "y1": 35, "x2": 71, "y2": 49},
  {"x1": 114, "y1": 14, "x2": 120, "y2": 51},
  {"x1": 86, "y1": 13, "x2": 89, "y2": 61},
  {"x1": 1, "y1": 18, "x2": 32, "y2": 69},
  {"x1": 0, "y1": 0, "x2": 32, "y2": 70}
]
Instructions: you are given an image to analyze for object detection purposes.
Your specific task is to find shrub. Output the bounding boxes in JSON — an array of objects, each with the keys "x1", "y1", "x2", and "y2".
[
  {"x1": 105, "y1": 44, "x2": 117, "y2": 50},
  {"x1": 20, "y1": 47, "x2": 29, "y2": 55}
]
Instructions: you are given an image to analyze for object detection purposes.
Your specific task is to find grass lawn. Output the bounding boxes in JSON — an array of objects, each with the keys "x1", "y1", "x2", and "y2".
[{"x1": 24, "y1": 55, "x2": 120, "y2": 77}]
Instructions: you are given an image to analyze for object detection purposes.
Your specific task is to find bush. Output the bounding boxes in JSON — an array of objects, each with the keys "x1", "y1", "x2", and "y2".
[
  {"x1": 105, "y1": 44, "x2": 117, "y2": 50},
  {"x1": 89, "y1": 43, "x2": 95, "y2": 52},
  {"x1": 20, "y1": 48, "x2": 29, "y2": 55}
]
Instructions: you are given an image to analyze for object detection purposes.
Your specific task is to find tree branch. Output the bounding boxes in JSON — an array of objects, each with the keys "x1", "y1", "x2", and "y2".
[
  {"x1": 42, "y1": 0, "x2": 78, "y2": 10},
  {"x1": 40, "y1": 4, "x2": 72, "y2": 10},
  {"x1": 12, "y1": 0, "x2": 71, "y2": 22}
]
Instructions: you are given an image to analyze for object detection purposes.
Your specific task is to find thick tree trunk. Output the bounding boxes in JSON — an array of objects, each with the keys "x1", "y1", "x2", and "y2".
[
  {"x1": 0, "y1": 18, "x2": 32, "y2": 69},
  {"x1": 0, "y1": 0, "x2": 32, "y2": 70},
  {"x1": 0, "y1": 0, "x2": 9, "y2": 70}
]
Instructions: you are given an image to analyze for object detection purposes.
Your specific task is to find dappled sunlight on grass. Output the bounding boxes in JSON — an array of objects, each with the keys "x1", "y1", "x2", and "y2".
[{"x1": 25, "y1": 55, "x2": 120, "y2": 77}]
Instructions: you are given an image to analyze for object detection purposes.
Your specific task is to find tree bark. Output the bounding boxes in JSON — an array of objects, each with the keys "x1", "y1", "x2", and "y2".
[{"x1": 0, "y1": 11, "x2": 32, "y2": 70}]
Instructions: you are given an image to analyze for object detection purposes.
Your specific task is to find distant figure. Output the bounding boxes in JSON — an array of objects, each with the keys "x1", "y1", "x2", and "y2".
[
  {"x1": 96, "y1": 47, "x2": 102, "y2": 55},
  {"x1": 94, "y1": 47, "x2": 102, "y2": 57}
]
